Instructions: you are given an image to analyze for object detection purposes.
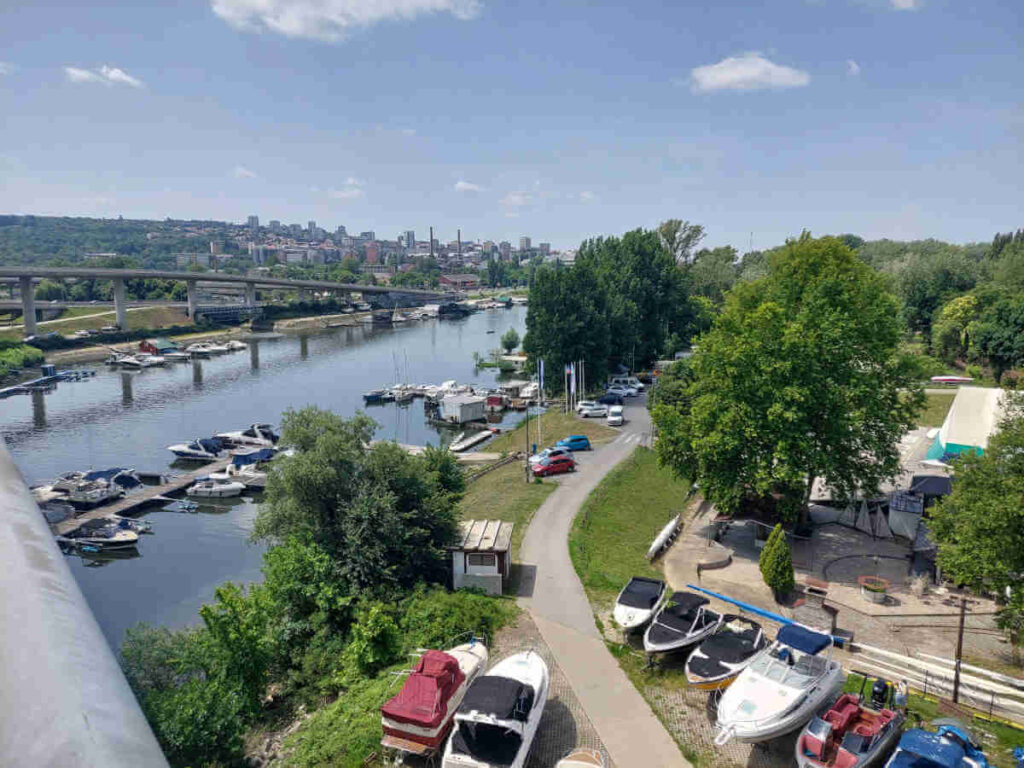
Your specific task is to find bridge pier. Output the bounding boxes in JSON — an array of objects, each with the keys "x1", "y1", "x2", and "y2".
[
  {"x1": 186, "y1": 280, "x2": 198, "y2": 319},
  {"x1": 112, "y1": 278, "x2": 127, "y2": 329},
  {"x1": 19, "y1": 276, "x2": 37, "y2": 336},
  {"x1": 298, "y1": 288, "x2": 310, "y2": 303},
  {"x1": 244, "y1": 282, "x2": 256, "y2": 306}
]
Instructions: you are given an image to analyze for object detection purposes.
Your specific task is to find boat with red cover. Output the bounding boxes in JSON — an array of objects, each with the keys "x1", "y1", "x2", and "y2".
[
  {"x1": 796, "y1": 676, "x2": 906, "y2": 768},
  {"x1": 381, "y1": 641, "x2": 489, "y2": 755}
]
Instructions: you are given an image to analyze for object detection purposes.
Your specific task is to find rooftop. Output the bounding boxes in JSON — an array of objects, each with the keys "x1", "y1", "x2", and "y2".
[{"x1": 452, "y1": 519, "x2": 514, "y2": 553}]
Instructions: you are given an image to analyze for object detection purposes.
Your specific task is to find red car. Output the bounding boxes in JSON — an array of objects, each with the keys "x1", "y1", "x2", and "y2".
[{"x1": 532, "y1": 454, "x2": 576, "y2": 477}]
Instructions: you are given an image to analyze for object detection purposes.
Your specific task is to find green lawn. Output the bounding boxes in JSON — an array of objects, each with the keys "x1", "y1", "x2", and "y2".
[
  {"x1": 488, "y1": 408, "x2": 617, "y2": 455},
  {"x1": 918, "y1": 391, "x2": 956, "y2": 427},
  {"x1": 0, "y1": 305, "x2": 193, "y2": 342},
  {"x1": 569, "y1": 446, "x2": 690, "y2": 609},
  {"x1": 458, "y1": 462, "x2": 556, "y2": 559}
]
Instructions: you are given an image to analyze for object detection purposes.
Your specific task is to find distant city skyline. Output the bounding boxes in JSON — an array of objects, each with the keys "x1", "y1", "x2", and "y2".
[{"x1": 0, "y1": 1, "x2": 1020, "y2": 249}]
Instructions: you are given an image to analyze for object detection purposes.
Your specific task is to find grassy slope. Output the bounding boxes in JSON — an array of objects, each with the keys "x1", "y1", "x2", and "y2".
[
  {"x1": 487, "y1": 408, "x2": 617, "y2": 455},
  {"x1": 918, "y1": 391, "x2": 956, "y2": 427},
  {"x1": 458, "y1": 462, "x2": 556, "y2": 559},
  {"x1": 0, "y1": 305, "x2": 192, "y2": 341},
  {"x1": 569, "y1": 446, "x2": 689, "y2": 609}
]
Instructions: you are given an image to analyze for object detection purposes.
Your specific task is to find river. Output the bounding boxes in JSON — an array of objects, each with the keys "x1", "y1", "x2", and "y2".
[{"x1": 0, "y1": 306, "x2": 528, "y2": 649}]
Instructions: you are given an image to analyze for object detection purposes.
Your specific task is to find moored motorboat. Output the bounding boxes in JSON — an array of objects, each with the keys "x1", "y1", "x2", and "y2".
[
  {"x1": 684, "y1": 616, "x2": 767, "y2": 690},
  {"x1": 613, "y1": 576, "x2": 667, "y2": 631},
  {"x1": 133, "y1": 353, "x2": 166, "y2": 366},
  {"x1": 58, "y1": 518, "x2": 139, "y2": 550},
  {"x1": 363, "y1": 389, "x2": 386, "y2": 403},
  {"x1": 214, "y1": 423, "x2": 278, "y2": 448},
  {"x1": 643, "y1": 591, "x2": 723, "y2": 654},
  {"x1": 167, "y1": 437, "x2": 228, "y2": 461},
  {"x1": 186, "y1": 476, "x2": 246, "y2": 498},
  {"x1": 185, "y1": 342, "x2": 214, "y2": 357},
  {"x1": 715, "y1": 623, "x2": 844, "y2": 745},
  {"x1": 442, "y1": 651, "x2": 549, "y2": 768},
  {"x1": 207, "y1": 447, "x2": 275, "y2": 489},
  {"x1": 796, "y1": 676, "x2": 906, "y2": 768},
  {"x1": 224, "y1": 339, "x2": 248, "y2": 351},
  {"x1": 883, "y1": 719, "x2": 990, "y2": 767},
  {"x1": 381, "y1": 641, "x2": 489, "y2": 754}
]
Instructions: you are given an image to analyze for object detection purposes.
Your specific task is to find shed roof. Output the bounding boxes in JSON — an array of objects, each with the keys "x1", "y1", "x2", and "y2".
[
  {"x1": 444, "y1": 394, "x2": 485, "y2": 407},
  {"x1": 452, "y1": 519, "x2": 513, "y2": 553}
]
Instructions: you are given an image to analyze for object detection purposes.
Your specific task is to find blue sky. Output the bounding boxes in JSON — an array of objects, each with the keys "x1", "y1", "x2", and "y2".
[{"x1": 0, "y1": 0, "x2": 1020, "y2": 250}]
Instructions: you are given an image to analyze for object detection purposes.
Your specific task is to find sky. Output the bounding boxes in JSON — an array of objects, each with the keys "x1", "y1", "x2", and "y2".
[{"x1": 0, "y1": 0, "x2": 1021, "y2": 250}]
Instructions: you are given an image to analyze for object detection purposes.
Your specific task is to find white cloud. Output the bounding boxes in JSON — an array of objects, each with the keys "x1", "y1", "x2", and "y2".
[
  {"x1": 233, "y1": 165, "x2": 257, "y2": 179},
  {"x1": 64, "y1": 64, "x2": 144, "y2": 87},
  {"x1": 891, "y1": 0, "x2": 921, "y2": 9},
  {"x1": 0, "y1": 62, "x2": 14, "y2": 76},
  {"x1": 211, "y1": 0, "x2": 482, "y2": 42},
  {"x1": 499, "y1": 191, "x2": 531, "y2": 208},
  {"x1": 579, "y1": 190, "x2": 598, "y2": 203},
  {"x1": 328, "y1": 186, "x2": 364, "y2": 200},
  {"x1": 454, "y1": 179, "x2": 482, "y2": 193},
  {"x1": 689, "y1": 52, "x2": 810, "y2": 93},
  {"x1": 846, "y1": 59, "x2": 861, "y2": 76}
]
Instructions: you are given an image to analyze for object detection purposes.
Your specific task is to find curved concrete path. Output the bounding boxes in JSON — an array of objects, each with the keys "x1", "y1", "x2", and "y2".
[{"x1": 517, "y1": 398, "x2": 690, "y2": 768}]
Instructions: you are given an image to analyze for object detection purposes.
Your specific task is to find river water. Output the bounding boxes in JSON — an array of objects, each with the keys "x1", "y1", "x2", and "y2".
[{"x1": 0, "y1": 306, "x2": 528, "y2": 649}]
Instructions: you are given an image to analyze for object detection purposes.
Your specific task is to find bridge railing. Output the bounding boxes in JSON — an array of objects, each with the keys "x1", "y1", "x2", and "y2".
[{"x1": 0, "y1": 442, "x2": 169, "y2": 766}]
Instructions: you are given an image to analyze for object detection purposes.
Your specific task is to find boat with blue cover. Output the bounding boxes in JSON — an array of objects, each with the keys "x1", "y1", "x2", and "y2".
[
  {"x1": 167, "y1": 437, "x2": 228, "y2": 461},
  {"x1": 884, "y1": 720, "x2": 990, "y2": 768}
]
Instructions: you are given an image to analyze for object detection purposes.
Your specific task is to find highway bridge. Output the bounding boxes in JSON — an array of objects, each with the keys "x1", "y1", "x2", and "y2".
[{"x1": 0, "y1": 267, "x2": 449, "y2": 335}]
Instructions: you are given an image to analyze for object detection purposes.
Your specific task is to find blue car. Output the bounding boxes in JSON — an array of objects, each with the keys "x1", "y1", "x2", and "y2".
[{"x1": 556, "y1": 434, "x2": 592, "y2": 452}]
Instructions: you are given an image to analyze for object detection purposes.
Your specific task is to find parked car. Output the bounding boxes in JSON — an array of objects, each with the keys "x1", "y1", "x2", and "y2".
[
  {"x1": 606, "y1": 384, "x2": 638, "y2": 397},
  {"x1": 578, "y1": 402, "x2": 608, "y2": 418},
  {"x1": 532, "y1": 454, "x2": 576, "y2": 477},
  {"x1": 575, "y1": 399, "x2": 598, "y2": 413},
  {"x1": 597, "y1": 393, "x2": 624, "y2": 406},
  {"x1": 607, "y1": 405, "x2": 624, "y2": 426},
  {"x1": 609, "y1": 375, "x2": 645, "y2": 392},
  {"x1": 528, "y1": 446, "x2": 574, "y2": 466},
  {"x1": 557, "y1": 435, "x2": 592, "y2": 452}
]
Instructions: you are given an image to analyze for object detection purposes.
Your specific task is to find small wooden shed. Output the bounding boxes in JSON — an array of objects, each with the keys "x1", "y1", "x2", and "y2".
[{"x1": 450, "y1": 519, "x2": 513, "y2": 596}]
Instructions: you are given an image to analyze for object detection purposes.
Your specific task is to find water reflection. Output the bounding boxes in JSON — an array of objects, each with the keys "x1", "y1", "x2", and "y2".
[
  {"x1": 120, "y1": 372, "x2": 134, "y2": 406},
  {"x1": 249, "y1": 342, "x2": 259, "y2": 370},
  {"x1": 192, "y1": 359, "x2": 203, "y2": 387},
  {"x1": 31, "y1": 388, "x2": 46, "y2": 429}
]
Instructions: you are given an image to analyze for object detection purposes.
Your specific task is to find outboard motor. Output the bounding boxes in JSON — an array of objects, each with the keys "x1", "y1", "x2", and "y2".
[{"x1": 871, "y1": 678, "x2": 890, "y2": 710}]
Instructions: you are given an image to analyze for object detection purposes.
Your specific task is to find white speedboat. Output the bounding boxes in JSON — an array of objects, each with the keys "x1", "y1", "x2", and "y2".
[
  {"x1": 134, "y1": 353, "x2": 166, "y2": 366},
  {"x1": 381, "y1": 641, "x2": 489, "y2": 753},
  {"x1": 214, "y1": 424, "x2": 278, "y2": 448},
  {"x1": 224, "y1": 339, "x2": 247, "y2": 351},
  {"x1": 442, "y1": 651, "x2": 549, "y2": 768},
  {"x1": 185, "y1": 342, "x2": 214, "y2": 357},
  {"x1": 65, "y1": 479, "x2": 125, "y2": 509},
  {"x1": 58, "y1": 518, "x2": 139, "y2": 550},
  {"x1": 167, "y1": 437, "x2": 228, "y2": 461},
  {"x1": 643, "y1": 590, "x2": 723, "y2": 654},
  {"x1": 163, "y1": 350, "x2": 191, "y2": 362},
  {"x1": 207, "y1": 447, "x2": 276, "y2": 489},
  {"x1": 613, "y1": 576, "x2": 667, "y2": 631},
  {"x1": 685, "y1": 616, "x2": 767, "y2": 690},
  {"x1": 205, "y1": 342, "x2": 230, "y2": 354},
  {"x1": 715, "y1": 624, "x2": 844, "y2": 745},
  {"x1": 186, "y1": 477, "x2": 246, "y2": 498}
]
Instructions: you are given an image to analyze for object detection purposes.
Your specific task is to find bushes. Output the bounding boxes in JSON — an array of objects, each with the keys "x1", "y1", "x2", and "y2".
[
  {"x1": 0, "y1": 341, "x2": 45, "y2": 379},
  {"x1": 759, "y1": 524, "x2": 795, "y2": 598}
]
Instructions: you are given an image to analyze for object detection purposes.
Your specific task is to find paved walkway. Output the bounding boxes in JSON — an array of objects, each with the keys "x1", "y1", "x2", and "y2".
[{"x1": 517, "y1": 398, "x2": 690, "y2": 768}]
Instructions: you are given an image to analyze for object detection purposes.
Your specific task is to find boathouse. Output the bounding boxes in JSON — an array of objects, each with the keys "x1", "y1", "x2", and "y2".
[
  {"x1": 449, "y1": 519, "x2": 513, "y2": 596},
  {"x1": 440, "y1": 394, "x2": 486, "y2": 424}
]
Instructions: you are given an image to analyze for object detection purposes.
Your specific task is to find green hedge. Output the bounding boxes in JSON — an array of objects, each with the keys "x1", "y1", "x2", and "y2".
[{"x1": 0, "y1": 341, "x2": 46, "y2": 380}]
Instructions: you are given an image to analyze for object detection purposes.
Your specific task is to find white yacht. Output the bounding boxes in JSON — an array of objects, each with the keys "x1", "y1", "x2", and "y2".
[
  {"x1": 214, "y1": 424, "x2": 278, "y2": 448},
  {"x1": 224, "y1": 339, "x2": 248, "y2": 351},
  {"x1": 715, "y1": 624, "x2": 844, "y2": 745},
  {"x1": 186, "y1": 476, "x2": 246, "y2": 498},
  {"x1": 442, "y1": 651, "x2": 549, "y2": 768},
  {"x1": 167, "y1": 437, "x2": 228, "y2": 461}
]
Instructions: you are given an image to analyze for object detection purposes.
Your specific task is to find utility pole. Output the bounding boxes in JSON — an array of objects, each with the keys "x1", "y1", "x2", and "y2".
[
  {"x1": 524, "y1": 392, "x2": 531, "y2": 483},
  {"x1": 457, "y1": 228, "x2": 462, "y2": 256},
  {"x1": 429, "y1": 226, "x2": 434, "y2": 260},
  {"x1": 953, "y1": 597, "x2": 967, "y2": 703}
]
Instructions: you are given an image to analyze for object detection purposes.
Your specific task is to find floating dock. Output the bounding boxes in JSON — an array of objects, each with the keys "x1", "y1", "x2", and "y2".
[{"x1": 53, "y1": 457, "x2": 233, "y2": 536}]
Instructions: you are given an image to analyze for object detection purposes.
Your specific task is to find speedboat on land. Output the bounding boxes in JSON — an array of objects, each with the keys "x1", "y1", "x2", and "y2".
[
  {"x1": 685, "y1": 616, "x2": 767, "y2": 690},
  {"x1": 186, "y1": 476, "x2": 246, "y2": 498},
  {"x1": 715, "y1": 623, "x2": 844, "y2": 745},
  {"x1": 643, "y1": 590, "x2": 724, "y2": 654},
  {"x1": 215, "y1": 423, "x2": 278, "y2": 448},
  {"x1": 442, "y1": 651, "x2": 549, "y2": 768},
  {"x1": 884, "y1": 719, "x2": 990, "y2": 768},
  {"x1": 58, "y1": 518, "x2": 139, "y2": 550},
  {"x1": 167, "y1": 437, "x2": 228, "y2": 461},
  {"x1": 557, "y1": 749, "x2": 606, "y2": 767},
  {"x1": 381, "y1": 641, "x2": 489, "y2": 753},
  {"x1": 796, "y1": 676, "x2": 906, "y2": 768},
  {"x1": 613, "y1": 576, "x2": 667, "y2": 631}
]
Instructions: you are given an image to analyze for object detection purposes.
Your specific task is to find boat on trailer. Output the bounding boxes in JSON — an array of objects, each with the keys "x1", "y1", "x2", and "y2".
[
  {"x1": 643, "y1": 590, "x2": 724, "y2": 655},
  {"x1": 684, "y1": 615, "x2": 767, "y2": 690},
  {"x1": 796, "y1": 675, "x2": 906, "y2": 768},
  {"x1": 442, "y1": 651, "x2": 549, "y2": 768},
  {"x1": 613, "y1": 576, "x2": 667, "y2": 631},
  {"x1": 715, "y1": 623, "x2": 844, "y2": 744},
  {"x1": 381, "y1": 640, "x2": 489, "y2": 757}
]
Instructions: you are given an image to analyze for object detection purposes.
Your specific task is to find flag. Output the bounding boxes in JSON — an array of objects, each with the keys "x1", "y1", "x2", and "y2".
[
  {"x1": 538, "y1": 360, "x2": 545, "y2": 392},
  {"x1": 569, "y1": 362, "x2": 576, "y2": 395}
]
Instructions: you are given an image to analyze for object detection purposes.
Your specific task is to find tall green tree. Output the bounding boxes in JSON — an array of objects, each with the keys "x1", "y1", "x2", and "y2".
[
  {"x1": 971, "y1": 295, "x2": 1024, "y2": 381},
  {"x1": 657, "y1": 219, "x2": 706, "y2": 265},
  {"x1": 931, "y1": 396, "x2": 1024, "y2": 660},
  {"x1": 890, "y1": 248, "x2": 977, "y2": 338},
  {"x1": 500, "y1": 327, "x2": 520, "y2": 353},
  {"x1": 690, "y1": 245, "x2": 739, "y2": 304},
  {"x1": 652, "y1": 233, "x2": 923, "y2": 522}
]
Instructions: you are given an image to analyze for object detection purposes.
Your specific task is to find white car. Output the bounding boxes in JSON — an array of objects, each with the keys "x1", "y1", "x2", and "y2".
[
  {"x1": 528, "y1": 446, "x2": 574, "y2": 466},
  {"x1": 606, "y1": 384, "x2": 638, "y2": 397},
  {"x1": 578, "y1": 402, "x2": 608, "y2": 418},
  {"x1": 609, "y1": 375, "x2": 645, "y2": 392},
  {"x1": 607, "y1": 405, "x2": 624, "y2": 426}
]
